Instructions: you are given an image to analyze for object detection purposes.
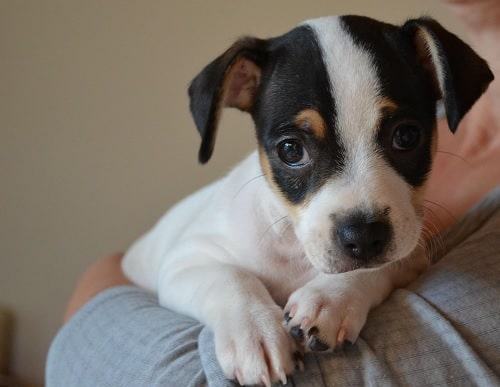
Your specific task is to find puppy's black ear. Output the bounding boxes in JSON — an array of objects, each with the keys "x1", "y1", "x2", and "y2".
[
  {"x1": 188, "y1": 37, "x2": 267, "y2": 164},
  {"x1": 403, "y1": 17, "x2": 494, "y2": 132}
]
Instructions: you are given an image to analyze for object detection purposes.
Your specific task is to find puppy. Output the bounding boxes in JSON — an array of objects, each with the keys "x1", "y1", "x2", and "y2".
[{"x1": 122, "y1": 15, "x2": 493, "y2": 386}]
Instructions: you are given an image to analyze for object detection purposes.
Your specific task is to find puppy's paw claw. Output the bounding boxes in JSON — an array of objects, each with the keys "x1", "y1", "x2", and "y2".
[
  {"x1": 278, "y1": 368, "x2": 288, "y2": 385},
  {"x1": 215, "y1": 305, "x2": 297, "y2": 386},
  {"x1": 290, "y1": 325, "x2": 305, "y2": 344},
  {"x1": 234, "y1": 369, "x2": 244, "y2": 386},
  {"x1": 293, "y1": 351, "x2": 305, "y2": 371},
  {"x1": 259, "y1": 374, "x2": 271, "y2": 387},
  {"x1": 307, "y1": 327, "x2": 330, "y2": 352},
  {"x1": 284, "y1": 280, "x2": 371, "y2": 352}
]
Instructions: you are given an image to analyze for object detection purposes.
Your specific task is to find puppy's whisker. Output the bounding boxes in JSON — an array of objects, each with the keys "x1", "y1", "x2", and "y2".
[
  {"x1": 424, "y1": 199, "x2": 457, "y2": 224},
  {"x1": 280, "y1": 219, "x2": 293, "y2": 234},
  {"x1": 426, "y1": 233, "x2": 445, "y2": 263},
  {"x1": 422, "y1": 201, "x2": 455, "y2": 259},
  {"x1": 419, "y1": 229, "x2": 434, "y2": 253},
  {"x1": 422, "y1": 204, "x2": 446, "y2": 256},
  {"x1": 435, "y1": 150, "x2": 470, "y2": 166},
  {"x1": 259, "y1": 215, "x2": 289, "y2": 244},
  {"x1": 424, "y1": 204, "x2": 440, "y2": 221},
  {"x1": 233, "y1": 173, "x2": 267, "y2": 200},
  {"x1": 420, "y1": 214, "x2": 445, "y2": 262},
  {"x1": 422, "y1": 206, "x2": 442, "y2": 235}
]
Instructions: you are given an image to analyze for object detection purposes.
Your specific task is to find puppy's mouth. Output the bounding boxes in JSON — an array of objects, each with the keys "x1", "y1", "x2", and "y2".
[
  {"x1": 330, "y1": 255, "x2": 389, "y2": 274},
  {"x1": 303, "y1": 236, "x2": 393, "y2": 274},
  {"x1": 298, "y1": 203, "x2": 423, "y2": 275},
  {"x1": 307, "y1": 232, "x2": 394, "y2": 273}
]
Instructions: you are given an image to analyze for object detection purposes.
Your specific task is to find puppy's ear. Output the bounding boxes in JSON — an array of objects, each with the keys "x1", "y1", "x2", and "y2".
[
  {"x1": 403, "y1": 17, "x2": 494, "y2": 132},
  {"x1": 188, "y1": 37, "x2": 267, "y2": 163}
]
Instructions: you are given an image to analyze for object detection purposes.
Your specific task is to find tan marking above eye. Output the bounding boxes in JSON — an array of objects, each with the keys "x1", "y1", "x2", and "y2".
[
  {"x1": 411, "y1": 184, "x2": 427, "y2": 219},
  {"x1": 294, "y1": 109, "x2": 327, "y2": 139},
  {"x1": 375, "y1": 97, "x2": 400, "y2": 131},
  {"x1": 379, "y1": 97, "x2": 399, "y2": 112}
]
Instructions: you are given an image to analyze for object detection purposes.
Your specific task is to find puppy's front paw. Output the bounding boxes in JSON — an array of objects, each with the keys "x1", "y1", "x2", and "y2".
[
  {"x1": 284, "y1": 274, "x2": 373, "y2": 352},
  {"x1": 213, "y1": 304, "x2": 298, "y2": 386}
]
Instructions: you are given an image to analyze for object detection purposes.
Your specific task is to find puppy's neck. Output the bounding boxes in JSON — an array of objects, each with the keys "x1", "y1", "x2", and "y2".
[{"x1": 229, "y1": 151, "x2": 303, "y2": 251}]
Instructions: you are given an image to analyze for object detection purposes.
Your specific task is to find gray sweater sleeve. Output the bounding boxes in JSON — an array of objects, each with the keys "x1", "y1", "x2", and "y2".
[
  {"x1": 46, "y1": 187, "x2": 500, "y2": 387},
  {"x1": 46, "y1": 286, "x2": 216, "y2": 387}
]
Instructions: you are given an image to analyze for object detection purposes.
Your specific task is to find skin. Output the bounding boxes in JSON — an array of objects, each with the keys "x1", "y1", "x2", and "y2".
[
  {"x1": 424, "y1": 0, "x2": 500, "y2": 233},
  {"x1": 64, "y1": 0, "x2": 500, "y2": 323},
  {"x1": 63, "y1": 253, "x2": 131, "y2": 322}
]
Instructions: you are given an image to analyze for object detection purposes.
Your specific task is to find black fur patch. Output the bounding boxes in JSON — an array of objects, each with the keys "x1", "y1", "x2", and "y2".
[
  {"x1": 189, "y1": 15, "x2": 492, "y2": 195},
  {"x1": 252, "y1": 25, "x2": 345, "y2": 204},
  {"x1": 340, "y1": 15, "x2": 437, "y2": 187}
]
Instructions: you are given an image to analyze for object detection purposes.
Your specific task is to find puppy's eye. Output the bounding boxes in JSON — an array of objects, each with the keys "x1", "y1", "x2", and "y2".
[
  {"x1": 392, "y1": 124, "x2": 421, "y2": 151},
  {"x1": 277, "y1": 139, "x2": 310, "y2": 167}
]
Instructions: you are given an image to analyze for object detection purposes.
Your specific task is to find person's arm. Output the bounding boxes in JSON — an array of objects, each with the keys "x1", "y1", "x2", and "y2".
[
  {"x1": 48, "y1": 188, "x2": 500, "y2": 387},
  {"x1": 48, "y1": 271, "x2": 217, "y2": 387},
  {"x1": 63, "y1": 253, "x2": 132, "y2": 322}
]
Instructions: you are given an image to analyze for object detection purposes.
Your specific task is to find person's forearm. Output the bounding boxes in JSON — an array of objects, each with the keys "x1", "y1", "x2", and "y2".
[{"x1": 63, "y1": 253, "x2": 132, "y2": 322}]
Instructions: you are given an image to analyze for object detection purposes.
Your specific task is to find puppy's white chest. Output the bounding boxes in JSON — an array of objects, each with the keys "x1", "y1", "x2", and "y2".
[
  {"x1": 249, "y1": 230, "x2": 317, "y2": 306},
  {"x1": 258, "y1": 258, "x2": 316, "y2": 307}
]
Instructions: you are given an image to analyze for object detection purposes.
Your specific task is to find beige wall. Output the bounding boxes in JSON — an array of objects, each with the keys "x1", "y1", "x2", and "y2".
[{"x1": 0, "y1": 1, "x2": 462, "y2": 385}]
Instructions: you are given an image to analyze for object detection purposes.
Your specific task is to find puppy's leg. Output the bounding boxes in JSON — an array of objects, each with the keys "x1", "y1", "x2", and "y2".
[
  {"x1": 284, "y1": 245, "x2": 430, "y2": 351},
  {"x1": 159, "y1": 250, "x2": 297, "y2": 386}
]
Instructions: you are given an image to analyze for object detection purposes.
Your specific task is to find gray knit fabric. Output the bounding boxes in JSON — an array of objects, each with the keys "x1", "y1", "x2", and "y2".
[{"x1": 46, "y1": 187, "x2": 500, "y2": 386}]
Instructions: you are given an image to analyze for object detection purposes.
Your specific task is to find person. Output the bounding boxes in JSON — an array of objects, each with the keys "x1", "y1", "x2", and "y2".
[
  {"x1": 46, "y1": 1, "x2": 500, "y2": 385},
  {"x1": 423, "y1": 0, "x2": 500, "y2": 232}
]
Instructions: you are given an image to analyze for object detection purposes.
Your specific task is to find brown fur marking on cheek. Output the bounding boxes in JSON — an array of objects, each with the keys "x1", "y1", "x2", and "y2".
[
  {"x1": 258, "y1": 146, "x2": 275, "y2": 188},
  {"x1": 294, "y1": 109, "x2": 327, "y2": 139},
  {"x1": 412, "y1": 124, "x2": 438, "y2": 218},
  {"x1": 411, "y1": 184, "x2": 427, "y2": 219},
  {"x1": 258, "y1": 147, "x2": 310, "y2": 220}
]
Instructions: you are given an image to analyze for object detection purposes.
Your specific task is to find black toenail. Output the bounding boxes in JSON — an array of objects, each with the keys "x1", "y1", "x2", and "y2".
[
  {"x1": 290, "y1": 326, "x2": 305, "y2": 342},
  {"x1": 293, "y1": 350, "x2": 303, "y2": 362},
  {"x1": 308, "y1": 336, "x2": 330, "y2": 352}
]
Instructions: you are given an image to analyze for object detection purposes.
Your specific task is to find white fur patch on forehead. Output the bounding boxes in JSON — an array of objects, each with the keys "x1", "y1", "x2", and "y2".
[{"x1": 303, "y1": 17, "x2": 382, "y2": 146}]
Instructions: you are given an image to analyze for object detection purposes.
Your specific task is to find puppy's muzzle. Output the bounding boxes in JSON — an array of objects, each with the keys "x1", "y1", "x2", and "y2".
[{"x1": 335, "y1": 214, "x2": 391, "y2": 263}]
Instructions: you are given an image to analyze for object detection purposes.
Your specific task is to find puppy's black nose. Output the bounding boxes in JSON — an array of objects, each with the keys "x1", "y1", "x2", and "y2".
[{"x1": 336, "y1": 218, "x2": 390, "y2": 261}]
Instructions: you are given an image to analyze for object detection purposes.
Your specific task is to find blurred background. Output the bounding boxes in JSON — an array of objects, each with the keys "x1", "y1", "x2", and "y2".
[{"x1": 0, "y1": 1, "x2": 463, "y2": 385}]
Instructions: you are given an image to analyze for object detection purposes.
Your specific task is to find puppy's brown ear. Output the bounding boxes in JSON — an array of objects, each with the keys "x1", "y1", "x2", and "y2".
[
  {"x1": 404, "y1": 17, "x2": 494, "y2": 132},
  {"x1": 188, "y1": 37, "x2": 267, "y2": 164}
]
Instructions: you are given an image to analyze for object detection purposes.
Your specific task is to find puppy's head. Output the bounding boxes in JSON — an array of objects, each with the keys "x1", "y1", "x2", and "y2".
[{"x1": 188, "y1": 15, "x2": 493, "y2": 273}]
